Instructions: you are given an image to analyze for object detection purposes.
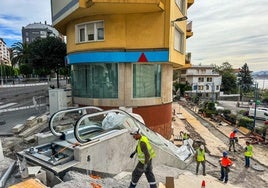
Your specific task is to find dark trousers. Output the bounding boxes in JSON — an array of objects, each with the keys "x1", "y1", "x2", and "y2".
[
  {"x1": 220, "y1": 166, "x2": 230, "y2": 182},
  {"x1": 196, "y1": 161, "x2": 206, "y2": 175},
  {"x1": 129, "y1": 160, "x2": 157, "y2": 188},
  {"x1": 229, "y1": 139, "x2": 236, "y2": 151},
  {"x1": 245, "y1": 156, "x2": 250, "y2": 167}
]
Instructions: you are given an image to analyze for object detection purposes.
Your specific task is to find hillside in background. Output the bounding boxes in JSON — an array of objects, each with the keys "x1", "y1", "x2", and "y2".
[{"x1": 252, "y1": 70, "x2": 268, "y2": 78}]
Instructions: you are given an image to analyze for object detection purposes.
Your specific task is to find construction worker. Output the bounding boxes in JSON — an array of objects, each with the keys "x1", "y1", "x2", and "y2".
[
  {"x1": 244, "y1": 141, "x2": 253, "y2": 168},
  {"x1": 219, "y1": 151, "x2": 233, "y2": 183},
  {"x1": 182, "y1": 132, "x2": 189, "y2": 140},
  {"x1": 129, "y1": 127, "x2": 157, "y2": 188},
  {"x1": 195, "y1": 145, "x2": 206, "y2": 176},
  {"x1": 229, "y1": 129, "x2": 238, "y2": 152}
]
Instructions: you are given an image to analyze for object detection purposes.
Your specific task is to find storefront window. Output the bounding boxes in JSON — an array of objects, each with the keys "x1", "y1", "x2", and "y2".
[
  {"x1": 72, "y1": 64, "x2": 118, "y2": 98},
  {"x1": 133, "y1": 64, "x2": 161, "y2": 98}
]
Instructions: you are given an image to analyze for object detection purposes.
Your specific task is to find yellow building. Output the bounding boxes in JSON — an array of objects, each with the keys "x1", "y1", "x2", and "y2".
[{"x1": 51, "y1": 0, "x2": 194, "y2": 138}]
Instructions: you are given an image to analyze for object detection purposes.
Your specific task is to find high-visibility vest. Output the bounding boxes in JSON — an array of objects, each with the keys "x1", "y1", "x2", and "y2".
[
  {"x1": 220, "y1": 157, "x2": 233, "y2": 167},
  {"x1": 244, "y1": 144, "x2": 253, "y2": 157},
  {"x1": 137, "y1": 136, "x2": 156, "y2": 164},
  {"x1": 183, "y1": 133, "x2": 188, "y2": 140},
  {"x1": 196, "y1": 149, "x2": 205, "y2": 162}
]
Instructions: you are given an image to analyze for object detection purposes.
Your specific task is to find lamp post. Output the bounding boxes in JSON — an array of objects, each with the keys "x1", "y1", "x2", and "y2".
[
  {"x1": 253, "y1": 82, "x2": 258, "y2": 129},
  {"x1": 212, "y1": 82, "x2": 215, "y2": 102},
  {"x1": 206, "y1": 83, "x2": 215, "y2": 102},
  {"x1": 0, "y1": 60, "x2": 3, "y2": 86},
  {"x1": 171, "y1": 16, "x2": 188, "y2": 25}
]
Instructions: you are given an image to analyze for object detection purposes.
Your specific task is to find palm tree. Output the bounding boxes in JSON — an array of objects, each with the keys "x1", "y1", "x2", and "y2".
[
  {"x1": 11, "y1": 42, "x2": 31, "y2": 66},
  {"x1": 9, "y1": 50, "x2": 17, "y2": 68}
]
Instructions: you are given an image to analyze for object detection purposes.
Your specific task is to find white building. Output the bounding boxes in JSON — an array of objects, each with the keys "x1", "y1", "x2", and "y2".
[
  {"x1": 0, "y1": 38, "x2": 11, "y2": 66},
  {"x1": 179, "y1": 65, "x2": 222, "y2": 101}
]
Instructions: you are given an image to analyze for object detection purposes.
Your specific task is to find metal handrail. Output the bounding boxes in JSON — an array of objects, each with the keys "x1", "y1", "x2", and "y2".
[
  {"x1": 49, "y1": 106, "x2": 103, "y2": 137},
  {"x1": 74, "y1": 109, "x2": 154, "y2": 143}
]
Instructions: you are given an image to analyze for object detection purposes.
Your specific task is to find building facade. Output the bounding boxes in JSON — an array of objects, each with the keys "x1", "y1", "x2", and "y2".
[
  {"x1": 50, "y1": 0, "x2": 194, "y2": 138},
  {"x1": 22, "y1": 22, "x2": 63, "y2": 44},
  {"x1": 0, "y1": 38, "x2": 11, "y2": 66},
  {"x1": 179, "y1": 65, "x2": 222, "y2": 101}
]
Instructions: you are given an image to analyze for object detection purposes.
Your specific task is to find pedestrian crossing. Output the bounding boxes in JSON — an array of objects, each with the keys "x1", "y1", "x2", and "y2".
[
  {"x1": 0, "y1": 102, "x2": 17, "y2": 109},
  {"x1": 0, "y1": 102, "x2": 46, "y2": 113}
]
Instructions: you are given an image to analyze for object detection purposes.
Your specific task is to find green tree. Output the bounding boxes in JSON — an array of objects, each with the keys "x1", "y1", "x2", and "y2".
[
  {"x1": 29, "y1": 37, "x2": 67, "y2": 87},
  {"x1": 238, "y1": 63, "x2": 253, "y2": 93},
  {"x1": 11, "y1": 42, "x2": 31, "y2": 66},
  {"x1": 214, "y1": 62, "x2": 237, "y2": 94},
  {"x1": 19, "y1": 64, "x2": 33, "y2": 77}
]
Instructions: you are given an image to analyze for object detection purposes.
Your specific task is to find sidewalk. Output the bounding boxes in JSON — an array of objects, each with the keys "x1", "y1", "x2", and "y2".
[
  {"x1": 172, "y1": 102, "x2": 268, "y2": 167},
  {"x1": 172, "y1": 103, "x2": 226, "y2": 157}
]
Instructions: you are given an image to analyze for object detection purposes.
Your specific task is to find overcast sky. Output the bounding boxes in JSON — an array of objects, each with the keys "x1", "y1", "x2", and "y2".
[
  {"x1": 0, "y1": 0, "x2": 267, "y2": 71},
  {"x1": 187, "y1": 0, "x2": 268, "y2": 71},
  {"x1": 0, "y1": 1, "x2": 51, "y2": 47}
]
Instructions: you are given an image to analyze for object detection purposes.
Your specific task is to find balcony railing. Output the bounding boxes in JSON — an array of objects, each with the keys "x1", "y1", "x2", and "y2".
[
  {"x1": 187, "y1": 0, "x2": 194, "y2": 9},
  {"x1": 185, "y1": 52, "x2": 191, "y2": 64},
  {"x1": 186, "y1": 21, "x2": 193, "y2": 39}
]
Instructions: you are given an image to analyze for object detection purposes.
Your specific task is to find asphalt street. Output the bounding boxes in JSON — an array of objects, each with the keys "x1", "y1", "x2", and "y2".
[
  {"x1": 217, "y1": 100, "x2": 265, "y2": 127},
  {"x1": 0, "y1": 83, "x2": 49, "y2": 134},
  {"x1": 0, "y1": 106, "x2": 48, "y2": 134}
]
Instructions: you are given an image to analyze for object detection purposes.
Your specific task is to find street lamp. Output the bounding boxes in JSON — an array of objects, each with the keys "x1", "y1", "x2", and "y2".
[
  {"x1": 171, "y1": 16, "x2": 188, "y2": 25},
  {"x1": 206, "y1": 83, "x2": 215, "y2": 102},
  {"x1": 253, "y1": 82, "x2": 258, "y2": 129},
  {"x1": 0, "y1": 60, "x2": 3, "y2": 86}
]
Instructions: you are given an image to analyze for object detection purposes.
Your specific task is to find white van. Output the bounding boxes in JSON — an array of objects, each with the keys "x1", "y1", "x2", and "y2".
[{"x1": 248, "y1": 107, "x2": 268, "y2": 120}]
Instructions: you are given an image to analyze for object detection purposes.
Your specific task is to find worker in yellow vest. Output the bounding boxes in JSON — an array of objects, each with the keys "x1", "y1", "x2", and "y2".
[
  {"x1": 129, "y1": 127, "x2": 157, "y2": 188},
  {"x1": 244, "y1": 141, "x2": 253, "y2": 168},
  {"x1": 180, "y1": 131, "x2": 189, "y2": 140},
  {"x1": 195, "y1": 145, "x2": 206, "y2": 176}
]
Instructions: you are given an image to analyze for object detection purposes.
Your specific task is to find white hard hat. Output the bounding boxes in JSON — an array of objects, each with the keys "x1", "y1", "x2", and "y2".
[
  {"x1": 130, "y1": 127, "x2": 140, "y2": 135},
  {"x1": 200, "y1": 145, "x2": 204, "y2": 150}
]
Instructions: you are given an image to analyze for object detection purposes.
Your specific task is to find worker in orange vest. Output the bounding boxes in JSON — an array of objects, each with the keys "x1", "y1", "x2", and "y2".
[
  {"x1": 229, "y1": 129, "x2": 238, "y2": 152},
  {"x1": 219, "y1": 151, "x2": 233, "y2": 183}
]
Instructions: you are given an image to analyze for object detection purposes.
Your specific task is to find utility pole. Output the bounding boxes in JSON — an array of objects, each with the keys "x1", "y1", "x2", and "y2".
[
  {"x1": 253, "y1": 82, "x2": 258, "y2": 129},
  {"x1": 0, "y1": 60, "x2": 3, "y2": 86}
]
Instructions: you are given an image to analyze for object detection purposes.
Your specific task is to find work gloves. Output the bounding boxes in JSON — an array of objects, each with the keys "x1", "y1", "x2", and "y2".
[{"x1": 130, "y1": 151, "x2": 136, "y2": 158}]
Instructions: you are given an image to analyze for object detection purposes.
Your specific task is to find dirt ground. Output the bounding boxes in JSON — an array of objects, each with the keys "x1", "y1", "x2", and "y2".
[
  {"x1": 0, "y1": 102, "x2": 267, "y2": 188},
  {"x1": 172, "y1": 102, "x2": 268, "y2": 188}
]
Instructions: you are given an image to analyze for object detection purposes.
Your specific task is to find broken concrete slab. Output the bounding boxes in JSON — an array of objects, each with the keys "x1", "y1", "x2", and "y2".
[
  {"x1": 25, "y1": 116, "x2": 37, "y2": 127},
  {"x1": 0, "y1": 140, "x2": 3, "y2": 161},
  {"x1": 28, "y1": 166, "x2": 41, "y2": 176},
  {"x1": 37, "y1": 115, "x2": 48, "y2": 123},
  {"x1": 18, "y1": 121, "x2": 48, "y2": 138},
  {"x1": 23, "y1": 135, "x2": 36, "y2": 143},
  {"x1": 12, "y1": 124, "x2": 25, "y2": 134}
]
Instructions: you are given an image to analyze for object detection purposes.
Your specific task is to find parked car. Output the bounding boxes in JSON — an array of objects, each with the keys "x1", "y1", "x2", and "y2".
[
  {"x1": 215, "y1": 103, "x2": 224, "y2": 111},
  {"x1": 248, "y1": 107, "x2": 268, "y2": 120}
]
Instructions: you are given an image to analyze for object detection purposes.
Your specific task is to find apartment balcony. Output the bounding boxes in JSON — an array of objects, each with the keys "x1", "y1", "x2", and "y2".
[
  {"x1": 186, "y1": 21, "x2": 193, "y2": 39},
  {"x1": 52, "y1": 0, "x2": 165, "y2": 32},
  {"x1": 187, "y1": 0, "x2": 194, "y2": 9},
  {"x1": 79, "y1": 0, "x2": 165, "y2": 14},
  {"x1": 184, "y1": 52, "x2": 191, "y2": 68}
]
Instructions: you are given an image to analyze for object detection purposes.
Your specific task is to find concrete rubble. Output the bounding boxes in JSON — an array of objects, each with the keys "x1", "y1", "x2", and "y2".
[{"x1": 0, "y1": 102, "x2": 267, "y2": 187}]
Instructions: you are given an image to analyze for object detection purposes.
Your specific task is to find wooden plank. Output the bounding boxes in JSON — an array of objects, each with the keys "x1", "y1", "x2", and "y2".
[
  {"x1": 8, "y1": 178, "x2": 47, "y2": 188},
  {"x1": 166, "y1": 177, "x2": 174, "y2": 188}
]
